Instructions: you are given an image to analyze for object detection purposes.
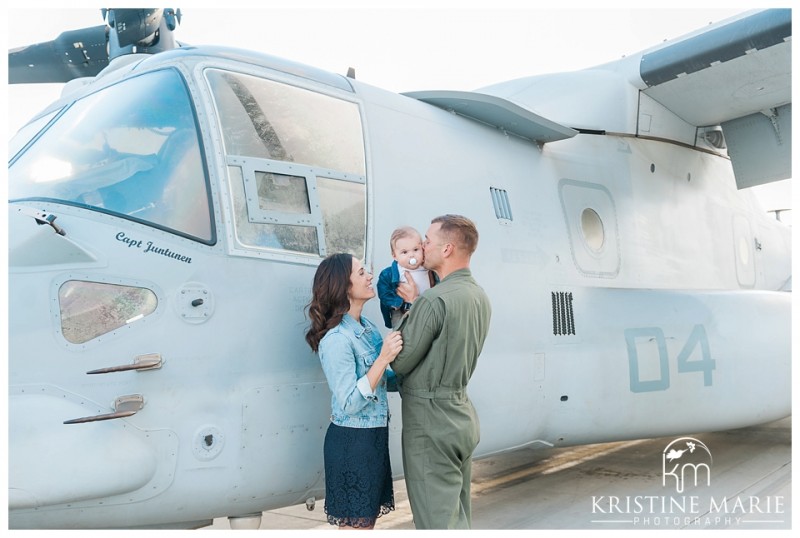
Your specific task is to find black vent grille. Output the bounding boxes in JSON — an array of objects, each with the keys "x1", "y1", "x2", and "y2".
[{"x1": 552, "y1": 292, "x2": 575, "y2": 335}]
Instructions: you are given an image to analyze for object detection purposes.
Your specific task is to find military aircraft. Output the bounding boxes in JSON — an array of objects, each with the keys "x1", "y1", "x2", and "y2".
[{"x1": 7, "y1": 7, "x2": 791, "y2": 530}]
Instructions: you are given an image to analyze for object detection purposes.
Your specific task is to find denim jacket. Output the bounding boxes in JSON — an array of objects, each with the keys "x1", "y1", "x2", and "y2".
[{"x1": 318, "y1": 313, "x2": 396, "y2": 428}]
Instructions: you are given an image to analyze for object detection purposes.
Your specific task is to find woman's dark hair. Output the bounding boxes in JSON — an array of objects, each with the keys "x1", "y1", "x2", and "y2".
[{"x1": 305, "y1": 253, "x2": 354, "y2": 352}]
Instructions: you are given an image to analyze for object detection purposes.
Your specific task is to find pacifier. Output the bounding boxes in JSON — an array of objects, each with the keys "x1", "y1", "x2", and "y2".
[{"x1": 409, "y1": 257, "x2": 418, "y2": 266}]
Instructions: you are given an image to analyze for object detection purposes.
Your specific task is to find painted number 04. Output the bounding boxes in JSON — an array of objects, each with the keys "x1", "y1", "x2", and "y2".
[{"x1": 624, "y1": 325, "x2": 715, "y2": 392}]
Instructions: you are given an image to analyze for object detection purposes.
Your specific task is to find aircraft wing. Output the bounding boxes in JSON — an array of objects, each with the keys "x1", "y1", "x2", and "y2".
[
  {"x1": 402, "y1": 90, "x2": 577, "y2": 144},
  {"x1": 636, "y1": 9, "x2": 791, "y2": 188}
]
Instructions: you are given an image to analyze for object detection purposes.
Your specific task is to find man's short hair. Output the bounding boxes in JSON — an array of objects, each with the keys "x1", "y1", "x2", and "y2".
[{"x1": 432, "y1": 214, "x2": 479, "y2": 255}]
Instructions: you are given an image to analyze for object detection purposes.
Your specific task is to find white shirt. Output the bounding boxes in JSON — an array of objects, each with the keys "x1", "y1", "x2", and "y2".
[{"x1": 399, "y1": 266, "x2": 432, "y2": 295}]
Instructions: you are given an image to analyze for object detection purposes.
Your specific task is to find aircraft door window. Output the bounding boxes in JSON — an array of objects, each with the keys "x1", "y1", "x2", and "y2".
[
  {"x1": 206, "y1": 70, "x2": 366, "y2": 175},
  {"x1": 58, "y1": 280, "x2": 158, "y2": 345},
  {"x1": 241, "y1": 162, "x2": 321, "y2": 254},
  {"x1": 580, "y1": 208, "x2": 605, "y2": 252},
  {"x1": 558, "y1": 179, "x2": 620, "y2": 277},
  {"x1": 207, "y1": 69, "x2": 366, "y2": 260},
  {"x1": 317, "y1": 176, "x2": 366, "y2": 257},
  {"x1": 256, "y1": 171, "x2": 312, "y2": 214}
]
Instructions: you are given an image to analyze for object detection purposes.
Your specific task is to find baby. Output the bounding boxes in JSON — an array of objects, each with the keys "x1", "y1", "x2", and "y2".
[{"x1": 377, "y1": 226, "x2": 438, "y2": 329}]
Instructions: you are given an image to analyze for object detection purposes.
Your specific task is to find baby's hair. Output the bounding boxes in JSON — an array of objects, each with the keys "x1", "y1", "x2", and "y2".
[{"x1": 390, "y1": 226, "x2": 421, "y2": 254}]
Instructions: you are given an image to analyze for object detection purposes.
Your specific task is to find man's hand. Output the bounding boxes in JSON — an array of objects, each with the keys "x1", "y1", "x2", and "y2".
[{"x1": 396, "y1": 271, "x2": 419, "y2": 303}]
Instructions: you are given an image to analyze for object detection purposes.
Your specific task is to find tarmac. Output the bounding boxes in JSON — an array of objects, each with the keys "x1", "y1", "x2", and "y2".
[{"x1": 206, "y1": 416, "x2": 791, "y2": 531}]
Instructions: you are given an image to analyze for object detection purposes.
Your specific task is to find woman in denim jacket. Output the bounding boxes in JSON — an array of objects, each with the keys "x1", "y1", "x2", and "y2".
[{"x1": 305, "y1": 253, "x2": 403, "y2": 529}]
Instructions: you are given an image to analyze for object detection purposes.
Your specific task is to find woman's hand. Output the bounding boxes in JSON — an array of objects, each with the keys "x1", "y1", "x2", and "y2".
[
  {"x1": 379, "y1": 331, "x2": 403, "y2": 363},
  {"x1": 366, "y1": 331, "x2": 403, "y2": 392}
]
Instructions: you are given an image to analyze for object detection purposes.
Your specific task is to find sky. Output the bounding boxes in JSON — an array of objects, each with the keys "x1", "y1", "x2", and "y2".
[{"x1": 4, "y1": 3, "x2": 792, "y2": 211}]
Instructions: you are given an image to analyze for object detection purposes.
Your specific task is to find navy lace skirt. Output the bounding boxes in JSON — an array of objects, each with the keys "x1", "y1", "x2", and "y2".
[{"x1": 323, "y1": 423, "x2": 395, "y2": 528}]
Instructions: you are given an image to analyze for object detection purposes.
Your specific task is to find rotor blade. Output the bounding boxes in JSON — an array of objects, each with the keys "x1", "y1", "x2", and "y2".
[{"x1": 9, "y1": 25, "x2": 109, "y2": 84}]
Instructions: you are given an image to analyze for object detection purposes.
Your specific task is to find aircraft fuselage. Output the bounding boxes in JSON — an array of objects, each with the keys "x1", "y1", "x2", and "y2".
[{"x1": 7, "y1": 46, "x2": 790, "y2": 528}]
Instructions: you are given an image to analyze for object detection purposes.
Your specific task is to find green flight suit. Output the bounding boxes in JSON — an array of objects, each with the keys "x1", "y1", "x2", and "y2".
[{"x1": 392, "y1": 268, "x2": 491, "y2": 529}]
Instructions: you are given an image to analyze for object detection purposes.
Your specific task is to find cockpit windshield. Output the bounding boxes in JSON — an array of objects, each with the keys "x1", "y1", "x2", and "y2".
[{"x1": 8, "y1": 69, "x2": 214, "y2": 243}]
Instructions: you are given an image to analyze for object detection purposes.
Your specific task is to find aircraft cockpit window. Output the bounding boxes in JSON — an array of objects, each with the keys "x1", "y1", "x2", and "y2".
[
  {"x1": 8, "y1": 109, "x2": 59, "y2": 162},
  {"x1": 8, "y1": 69, "x2": 215, "y2": 244},
  {"x1": 58, "y1": 280, "x2": 158, "y2": 344},
  {"x1": 207, "y1": 69, "x2": 366, "y2": 259}
]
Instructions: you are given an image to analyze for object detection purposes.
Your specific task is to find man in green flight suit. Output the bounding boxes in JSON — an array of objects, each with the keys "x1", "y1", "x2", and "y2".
[{"x1": 392, "y1": 214, "x2": 492, "y2": 529}]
